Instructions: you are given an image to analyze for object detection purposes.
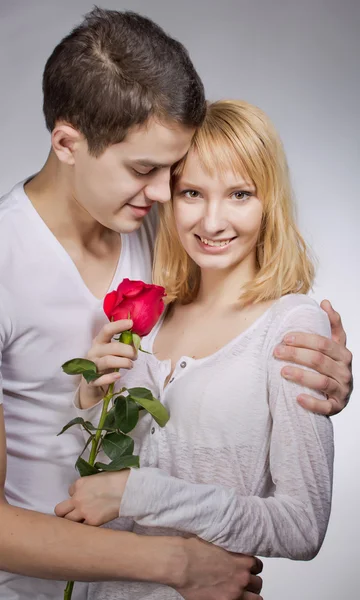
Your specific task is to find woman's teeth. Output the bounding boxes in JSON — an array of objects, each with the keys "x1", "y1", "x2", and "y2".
[{"x1": 200, "y1": 236, "x2": 232, "y2": 247}]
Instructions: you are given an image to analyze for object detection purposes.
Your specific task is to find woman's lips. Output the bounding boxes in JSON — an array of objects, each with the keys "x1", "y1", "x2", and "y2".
[{"x1": 195, "y1": 234, "x2": 237, "y2": 253}]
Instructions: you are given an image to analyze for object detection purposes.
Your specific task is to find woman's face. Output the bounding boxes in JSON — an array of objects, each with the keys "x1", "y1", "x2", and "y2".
[{"x1": 172, "y1": 150, "x2": 263, "y2": 273}]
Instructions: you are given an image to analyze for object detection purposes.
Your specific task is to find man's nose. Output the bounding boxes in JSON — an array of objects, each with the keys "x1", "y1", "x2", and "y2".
[{"x1": 145, "y1": 172, "x2": 171, "y2": 204}]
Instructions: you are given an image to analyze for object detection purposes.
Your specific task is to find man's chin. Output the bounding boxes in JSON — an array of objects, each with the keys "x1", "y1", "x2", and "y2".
[{"x1": 110, "y1": 218, "x2": 144, "y2": 234}]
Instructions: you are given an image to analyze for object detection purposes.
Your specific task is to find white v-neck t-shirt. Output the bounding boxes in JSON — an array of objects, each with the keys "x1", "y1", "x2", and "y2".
[{"x1": 0, "y1": 180, "x2": 156, "y2": 599}]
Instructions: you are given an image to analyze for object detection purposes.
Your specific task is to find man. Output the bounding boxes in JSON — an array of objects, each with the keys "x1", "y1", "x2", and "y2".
[{"x1": 0, "y1": 7, "x2": 352, "y2": 600}]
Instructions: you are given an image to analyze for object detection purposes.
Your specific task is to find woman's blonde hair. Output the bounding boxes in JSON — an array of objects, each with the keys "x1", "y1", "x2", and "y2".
[{"x1": 153, "y1": 99, "x2": 315, "y2": 305}]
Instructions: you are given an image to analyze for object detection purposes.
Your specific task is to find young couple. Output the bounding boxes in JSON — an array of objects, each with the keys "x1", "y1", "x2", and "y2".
[{"x1": 0, "y1": 7, "x2": 352, "y2": 600}]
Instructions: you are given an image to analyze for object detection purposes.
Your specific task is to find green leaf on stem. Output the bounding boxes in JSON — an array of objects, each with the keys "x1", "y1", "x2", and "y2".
[
  {"x1": 103, "y1": 406, "x2": 116, "y2": 431},
  {"x1": 138, "y1": 347, "x2": 152, "y2": 355},
  {"x1": 132, "y1": 333, "x2": 142, "y2": 351},
  {"x1": 57, "y1": 417, "x2": 95, "y2": 436},
  {"x1": 82, "y1": 370, "x2": 102, "y2": 383},
  {"x1": 61, "y1": 358, "x2": 101, "y2": 383},
  {"x1": 128, "y1": 393, "x2": 169, "y2": 427},
  {"x1": 127, "y1": 387, "x2": 153, "y2": 400},
  {"x1": 62, "y1": 358, "x2": 97, "y2": 376},
  {"x1": 76, "y1": 457, "x2": 100, "y2": 477},
  {"x1": 102, "y1": 432, "x2": 134, "y2": 461},
  {"x1": 94, "y1": 454, "x2": 140, "y2": 471},
  {"x1": 79, "y1": 434, "x2": 95, "y2": 458},
  {"x1": 114, "y1": 396, "x2": 139, "y2": 433}
]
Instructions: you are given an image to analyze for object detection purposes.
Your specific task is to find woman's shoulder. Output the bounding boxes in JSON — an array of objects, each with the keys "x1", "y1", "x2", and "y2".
[
  {"x1": 271, "y1": 293, "x2": 323, "y2": 314},
  {"x1": 266, "y1": 294, "x2": 331, "y2": 339}
]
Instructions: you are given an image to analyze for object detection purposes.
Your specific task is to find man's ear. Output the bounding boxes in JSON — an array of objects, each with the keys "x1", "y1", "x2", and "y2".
[{"x1": 51, "y1": 122, "x2": 84, "y2": 166}]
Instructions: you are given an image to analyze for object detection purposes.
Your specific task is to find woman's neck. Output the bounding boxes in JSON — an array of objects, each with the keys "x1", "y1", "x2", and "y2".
[{"x1": 195, "y1": 253, "x2": 258, "y2": 310}]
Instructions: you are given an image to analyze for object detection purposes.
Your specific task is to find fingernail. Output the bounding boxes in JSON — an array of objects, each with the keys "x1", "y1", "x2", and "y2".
[
  {"x1": 282, "y1": 367, "x2": 292, "y2": 378},
  {"x1": 284, "y1": 335, "x2": 295, "y2": 344},
  {"x1": 274, "y1": 345, "x2": 285, "y2": 357}
]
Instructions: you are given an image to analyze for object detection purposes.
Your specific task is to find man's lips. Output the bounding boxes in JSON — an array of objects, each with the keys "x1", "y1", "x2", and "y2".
[{"x1": 127, "y1": 204, "x2": 152, "y2": 217}]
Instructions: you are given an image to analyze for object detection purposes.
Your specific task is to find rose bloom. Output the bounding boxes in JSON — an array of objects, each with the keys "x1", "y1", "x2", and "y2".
[{"x1": 103, "y1": 279, "x2": 166, "y2": 337}]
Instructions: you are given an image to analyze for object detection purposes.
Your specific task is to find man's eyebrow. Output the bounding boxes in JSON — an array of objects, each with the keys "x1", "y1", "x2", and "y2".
[{"x1": 132, "y1": 159, "x2": 170, "y2": 169}]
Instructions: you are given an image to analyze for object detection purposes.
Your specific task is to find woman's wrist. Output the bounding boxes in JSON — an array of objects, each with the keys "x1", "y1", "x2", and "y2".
[{"x1": 78, "y1": 379, "x2": 104, "y2": 410}]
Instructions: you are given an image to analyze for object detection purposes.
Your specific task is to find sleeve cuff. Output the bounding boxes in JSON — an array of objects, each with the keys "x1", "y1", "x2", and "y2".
[
  {"x1": 119, "y1": 467, "x2": 156, "y2": 519},
  {"x1": 73, "y1": 385, "x2": 104, "y2": 425}
]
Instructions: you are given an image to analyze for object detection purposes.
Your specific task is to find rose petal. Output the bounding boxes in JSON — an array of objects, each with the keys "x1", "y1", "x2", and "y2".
[
  {"x1": 117, "y1": 279, "x2": 144, "y2": 299},
  {"x1": 103, "y1": 290, "x2": 118, "y2": 321}
]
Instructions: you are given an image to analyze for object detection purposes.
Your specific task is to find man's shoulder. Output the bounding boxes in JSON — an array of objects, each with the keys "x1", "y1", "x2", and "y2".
[
  {"x1": 0, "y1": 180, "x2": 32, "y2": 280},
  {"x1": 0, "y1": 180, "x2": 27, "y2": 225}
]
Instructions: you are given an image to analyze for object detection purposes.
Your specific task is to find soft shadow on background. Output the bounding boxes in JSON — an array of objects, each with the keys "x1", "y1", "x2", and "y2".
[{"x1": 0, "y1": 1, "x2": 359, "y2": 598}]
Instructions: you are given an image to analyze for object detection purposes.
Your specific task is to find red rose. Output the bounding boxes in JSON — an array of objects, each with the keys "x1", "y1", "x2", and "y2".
[{"x1": 103, "y1": 279, "x2": 166, "y2": 337}]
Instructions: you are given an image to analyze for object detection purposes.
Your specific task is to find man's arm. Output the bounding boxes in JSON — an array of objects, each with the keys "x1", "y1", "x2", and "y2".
[
  {"x1": 275, "y1": 300, "x2": 353, "y2": 415},
  {"x1": 0, "y1": 403, "x2": 178, "y2": 583},
  {"x1": 0, "y1": 404, "x2": 262, "y2": 599}
]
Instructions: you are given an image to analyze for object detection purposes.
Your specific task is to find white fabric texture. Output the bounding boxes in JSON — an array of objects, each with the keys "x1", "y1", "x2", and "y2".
[
  {"x1": 86, "y1": 294, "x2": 334, "y2": 600},
  {"x1": 0, "y1": 180, "x2": 155, "y2": 599}
]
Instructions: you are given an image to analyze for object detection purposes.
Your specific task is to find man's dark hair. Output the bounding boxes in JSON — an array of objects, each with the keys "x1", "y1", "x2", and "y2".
[{"x1": 42, "y1": 7, "x2": 206, "y2": 155}]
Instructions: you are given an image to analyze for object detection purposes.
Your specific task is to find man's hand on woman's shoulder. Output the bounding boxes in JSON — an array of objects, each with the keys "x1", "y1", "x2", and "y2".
[{"x1": 274, "y1": 299, "x2": 352, "y2": 416}]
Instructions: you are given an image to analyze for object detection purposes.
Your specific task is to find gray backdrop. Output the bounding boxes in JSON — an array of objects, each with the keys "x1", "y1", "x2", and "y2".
[{"x1": 0, "y1": 1, "x2": 359, "y2": 599}]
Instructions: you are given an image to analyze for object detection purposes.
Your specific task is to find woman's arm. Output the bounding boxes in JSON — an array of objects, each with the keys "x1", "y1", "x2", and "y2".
[
  {"x1": 66, "y1": 303, "x2": 333, "y2": 560},
  {"x1": 121, "y1": 305, "x2": 334, "y2": 559}
]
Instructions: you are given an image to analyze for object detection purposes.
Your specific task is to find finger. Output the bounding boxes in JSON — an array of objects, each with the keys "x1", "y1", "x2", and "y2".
[
  {"x1": 245, "y1": 574, "x2": 263, "y2": 594},
  {"x1": 274, "y1": 345, "x2": 337, "y2": 378},
  {"x1": 280, "y1": 332, "x2": 349, "y2": 363},
  {"x1": 83, "y1": 514, "x2": 105, "y2": 527},
  {"x1": 95, "y1": 320, "x2": 133, "y2": 344},
  {"x1": 90, "y1": 372, "x2": 122, "y2": 388},
  {"x1": 55, "y1": 498, "x2": 75, "y2": 518},
  {"x1": 243, "y1": 593, "x2": 263, "y2": 600},
  {"x1": 95, "y1": 355, "x2": 134, "y2": 372},
  {"x1": 91, "y1": 341, "x2": 136, "y2": 360},
  {"x1": 63, "y1": 509, "x2": 85, "y2": 523},
  {"x1": 251, "y1": 557, "x2": 263, "y2": 575},
  {"x1": 320, "y1": 300, "x2": 346, "y2": 345},
  {"x1": 231, "y1": 554, "x2": 258, "y2": 571},
  {"x1": 297, "y1": 393, "x2": 338, "y2": 416},
  {"x1": 281, "y1": 365, "x2": 339, "y2": 398}
]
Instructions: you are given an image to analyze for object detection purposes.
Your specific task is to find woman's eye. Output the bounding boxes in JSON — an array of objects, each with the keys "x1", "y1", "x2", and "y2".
[
  {"x1": 232, "y1": 191, "x2": 251, "y2": 201},
  {"x1": 183, "y1": 190, "x2": 200, "y2": 198}
]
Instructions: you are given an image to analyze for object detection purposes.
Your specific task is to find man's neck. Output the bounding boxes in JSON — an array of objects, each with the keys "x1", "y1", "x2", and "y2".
[
  {"x1": 24, "y1": 151, "x2": 122, "y2": 300},
  {"x1": 25, "y1": 151, "x2": 109, "y2": 248}
]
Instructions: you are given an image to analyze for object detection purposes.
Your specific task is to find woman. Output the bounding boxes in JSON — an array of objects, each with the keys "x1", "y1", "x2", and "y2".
[{"x1": 61, "y1": 100, "x2": 334, "y2": 599}]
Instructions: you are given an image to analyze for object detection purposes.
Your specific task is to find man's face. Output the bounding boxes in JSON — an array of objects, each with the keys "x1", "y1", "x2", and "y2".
[{"x1": 71, "y1": 119, "x2": 195, "y2": 233}]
